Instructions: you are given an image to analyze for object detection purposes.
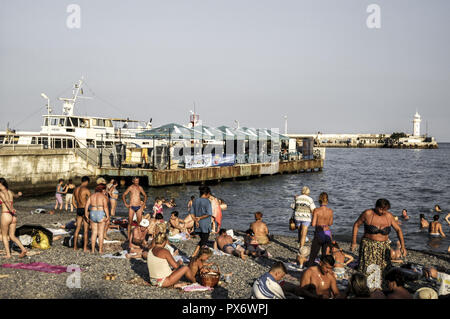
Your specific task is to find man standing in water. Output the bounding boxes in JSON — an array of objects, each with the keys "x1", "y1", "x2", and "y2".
[
  {"x1": 72, "y1": 176, "x2": 91, "y2": 251},
  {"x1": 122, "y1": 177, "x2": 147, "y2": 239}
]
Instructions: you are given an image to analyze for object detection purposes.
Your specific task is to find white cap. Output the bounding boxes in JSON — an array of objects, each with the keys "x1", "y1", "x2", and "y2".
[{"x1": 139, "y1": 219, "x2": 150, "y2": 227}]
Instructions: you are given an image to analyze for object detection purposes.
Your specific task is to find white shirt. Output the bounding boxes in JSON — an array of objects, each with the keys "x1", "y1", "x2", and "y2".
[{"x1": 291, "y1": 194, "x2": 316, "y2": 222}]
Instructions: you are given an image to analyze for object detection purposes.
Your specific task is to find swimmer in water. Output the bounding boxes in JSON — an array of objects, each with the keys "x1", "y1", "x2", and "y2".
[
  {"x1": 429, "y1": 215, "x2": 446, "y2": 238},
  {"x1": 419, "y1": 214, "x2": 429, "y2": 229}
]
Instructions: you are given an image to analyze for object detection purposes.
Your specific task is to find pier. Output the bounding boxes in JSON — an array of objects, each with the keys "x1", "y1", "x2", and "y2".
[{"x1": 0, "y1": 148, "x2": 323, "y2": 194}]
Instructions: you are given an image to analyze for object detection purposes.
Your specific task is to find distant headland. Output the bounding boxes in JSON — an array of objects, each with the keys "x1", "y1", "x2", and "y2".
[{"x1": 288, "y1": 111, "x2": 438, "y2": 149}]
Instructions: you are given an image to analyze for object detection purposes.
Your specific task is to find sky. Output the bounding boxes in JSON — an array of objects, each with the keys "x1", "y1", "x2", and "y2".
[{"x1": 0, "y1": 0, "x2": 449, "y2": 141}]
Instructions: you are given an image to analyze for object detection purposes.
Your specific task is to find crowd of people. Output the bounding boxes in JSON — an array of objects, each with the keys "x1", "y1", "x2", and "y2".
[{"x1": 0, "y1": 175, "x2": 449, "y2": 299}]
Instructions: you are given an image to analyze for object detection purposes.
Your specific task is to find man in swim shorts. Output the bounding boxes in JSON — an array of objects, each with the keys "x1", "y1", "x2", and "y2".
[
  {"x1": 214, "y1": 228, "x2": 247, "y2": 260},
  {"x1": 122, "y1": 176, "x2": 148, "y2": 239},
  {"x1": 127, "y1": 218, "x2": 150, "y2": 259},
  {"x1": 72, "y1": 176, "x2": 91, "y2": 251}
]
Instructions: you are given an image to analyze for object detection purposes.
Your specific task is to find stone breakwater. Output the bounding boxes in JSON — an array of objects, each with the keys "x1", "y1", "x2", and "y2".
[{"x1": 0, "y1": 211, "x2": 448, "y2": 299}]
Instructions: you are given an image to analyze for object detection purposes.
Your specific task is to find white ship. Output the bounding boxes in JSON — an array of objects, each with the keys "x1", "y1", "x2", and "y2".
[{"x1": 0, "y1": 78, "x2": 155, "y2": 150}]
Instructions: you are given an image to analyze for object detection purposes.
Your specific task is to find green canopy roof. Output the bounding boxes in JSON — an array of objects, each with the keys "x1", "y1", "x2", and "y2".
[{"x1": 136, "y1": 123, "x2": 196, "y2": 140}]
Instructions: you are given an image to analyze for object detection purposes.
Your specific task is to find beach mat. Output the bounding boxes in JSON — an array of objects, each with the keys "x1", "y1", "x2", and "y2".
[{"x1": 1, "y1": 262, "x2": 77, "y2": 274}]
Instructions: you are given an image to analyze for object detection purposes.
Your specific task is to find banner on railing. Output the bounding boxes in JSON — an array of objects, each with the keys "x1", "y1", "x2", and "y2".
[
  {"x1": 185, "y1": 155, "x2": 213, "y2": 169},
  {"x1": 211, "y1": 154, "x2": 235, "y2": 167}
]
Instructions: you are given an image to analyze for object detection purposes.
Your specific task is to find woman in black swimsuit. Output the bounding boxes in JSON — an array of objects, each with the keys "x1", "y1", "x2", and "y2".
[
  {"x1": 64, "y1": 179, "x2": 76, "y2": 213},
  {"x1": 351, "y1": 199, "x2": 406, "y2": 287}
]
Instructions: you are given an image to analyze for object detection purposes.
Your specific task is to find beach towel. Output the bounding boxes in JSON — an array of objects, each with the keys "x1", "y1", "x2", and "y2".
[
  {"x1": 101, "y1": 250, "x2": 128, "y2": 259},
  {"x1": 284, "y1": 262, "x2": 304, "y2": 272},
  {"x1": 168, "y1": 232, "x2": 189, "y2": 243},
  {"x1": 1, "y1": 262, "x2": 74, "y2": 274},
  {"x1": 174, "y1": 255, "x2": 190, "y2": 264},
  {"x1": 47, "y1": 228, "x2": 70, "y2": 236},
  {"x1": 211, "y1": 247, "x2": 231, "y2": 256},
  {"x1": 98, "y1": 239, "x2": 121, "y2": 244},
  {"x1": 182, "y1": 283, "x2": 214, "y2": 292}
]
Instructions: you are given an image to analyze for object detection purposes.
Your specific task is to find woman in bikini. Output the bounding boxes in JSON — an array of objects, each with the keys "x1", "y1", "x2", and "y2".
[
  {"x1": 64, "y1": 179, "x2": 76, "y2": 212},
  {"x1": 0, "y1": 178, "x2": 27, "y2": 258},
  {"x1": 147, "y1": 232, "x2": 196, "y2": 287},
  {"x1": 85, "y1": 183, "x2": 110, "y2": 254},
  {"x1": 103, "y1": 180, "x2": 119, "y2": 240},
  {"x1": 351, "y1": 198, "x2": 406, "y2": 287}
]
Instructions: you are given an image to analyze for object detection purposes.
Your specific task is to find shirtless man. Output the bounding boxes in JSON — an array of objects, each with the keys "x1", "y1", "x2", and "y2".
[
  {"x1": 250, "y1": 212, "x2": 270, "y2": 245},
  {"x1": 429, "y1": 215, "x2": 446, "y2": 238},
  {"x1": 213, "y1": 228, "x2": 247, "y2": 260},
  {"x1": 122, "y1": 177, "x2": 147, "y2": 239},
  {"x1": 306, "y1": 192, "x2": 333, "y2": 267},
  {"x1": 300, "y1": 255, "x2": 342, "y2": 299},
  {"x1": 126, "y1": 219, "x2": 150, "y2": 259},
  {"x1": 169, "y1": 211, "x2": 184, "y2": 235},
  {"x1": 72, "y1": 176, "x2": 91, "y2": 251}
]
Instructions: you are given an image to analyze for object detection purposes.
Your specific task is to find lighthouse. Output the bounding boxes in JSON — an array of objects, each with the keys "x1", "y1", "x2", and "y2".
[{"x1": 413, "y1": 111, "x2": 421, "y2": 137}]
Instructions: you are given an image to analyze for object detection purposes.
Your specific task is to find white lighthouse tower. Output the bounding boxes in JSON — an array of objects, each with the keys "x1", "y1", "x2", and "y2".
[{"x1": 413, "y1": 111, "x2": 421, "y2": 137}]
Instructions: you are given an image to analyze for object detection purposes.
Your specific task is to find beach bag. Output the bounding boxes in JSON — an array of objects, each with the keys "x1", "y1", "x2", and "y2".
[
  {"x1": 31, "y1": 230, "x2": 50, "y2": 250},
  {"x1": 437, "y1": 272, "x2": 450, "y2": 296},
  {"x1": 63, "y1": 236, "x2": 75, "y2": 248},
  {"x1": 289, "y1": 217, "x2": 296, "y2": 231}
]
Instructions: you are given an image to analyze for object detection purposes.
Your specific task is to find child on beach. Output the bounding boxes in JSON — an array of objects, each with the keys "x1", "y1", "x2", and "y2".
[
  {"x1": 327, "y1": 241, "x2": 354, "y2": 280},
  {"x1": 152, "y1": 197, "x2": 164, "y2": 218},
  {"x1": 188, "y1": 246, "x2": 213, "y2": 279}
]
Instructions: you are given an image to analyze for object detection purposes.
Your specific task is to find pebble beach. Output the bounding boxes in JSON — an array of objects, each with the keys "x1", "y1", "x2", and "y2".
[{"x1": 0, "y1": 209, "x2": 448, "y2": 299}]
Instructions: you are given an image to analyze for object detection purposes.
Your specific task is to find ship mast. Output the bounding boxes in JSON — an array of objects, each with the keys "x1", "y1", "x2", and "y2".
[{"x1": 58, "y1": 77, "x2": 91, "y2": 116}]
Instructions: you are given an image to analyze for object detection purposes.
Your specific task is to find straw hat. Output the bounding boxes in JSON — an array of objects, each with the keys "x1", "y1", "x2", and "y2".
[{"x1": 413, "y1": 287, "x2": 438, "y2": 299}]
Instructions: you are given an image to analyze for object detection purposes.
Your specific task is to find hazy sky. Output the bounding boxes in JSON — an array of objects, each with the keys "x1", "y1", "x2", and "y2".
[{"x1": 1, "y1": 0, "x2": 449, "y2": 141}]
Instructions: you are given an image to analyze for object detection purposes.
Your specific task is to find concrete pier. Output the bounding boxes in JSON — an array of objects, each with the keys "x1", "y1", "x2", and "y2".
[
  {"x1": 0, "y1": 149, "x2": 323, "y2": 194},
  {"x1": 99, "y1": 159, "x2": 323, "y2": 187}
]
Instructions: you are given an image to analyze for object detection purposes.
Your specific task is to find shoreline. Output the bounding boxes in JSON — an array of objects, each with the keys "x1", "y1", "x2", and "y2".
[{"x1": 0, "y1": 210, "x2": 448, "y2": 299}]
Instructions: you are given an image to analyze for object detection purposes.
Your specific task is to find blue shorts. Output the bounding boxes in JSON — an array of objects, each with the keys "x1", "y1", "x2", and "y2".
[
  {"x1": 90, "y1": 210, "x2": 106, "y2": 223},
  {"x1": 296, "y1": 220, "x2": 311, "y2": 227}
]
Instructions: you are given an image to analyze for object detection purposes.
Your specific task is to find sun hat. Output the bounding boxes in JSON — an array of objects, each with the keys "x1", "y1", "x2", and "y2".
[
  {"x1": 139, "y1": 219, "x2": 150, "y2": 228},
  {"x1": 413, "y1": 287, "x2": 438, "y2": 299}
]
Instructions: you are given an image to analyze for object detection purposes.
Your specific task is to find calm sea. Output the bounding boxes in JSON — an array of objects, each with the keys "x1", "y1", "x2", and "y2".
[{"x1": 17, "y1": 143, "x2": 450, "y2": 253}]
